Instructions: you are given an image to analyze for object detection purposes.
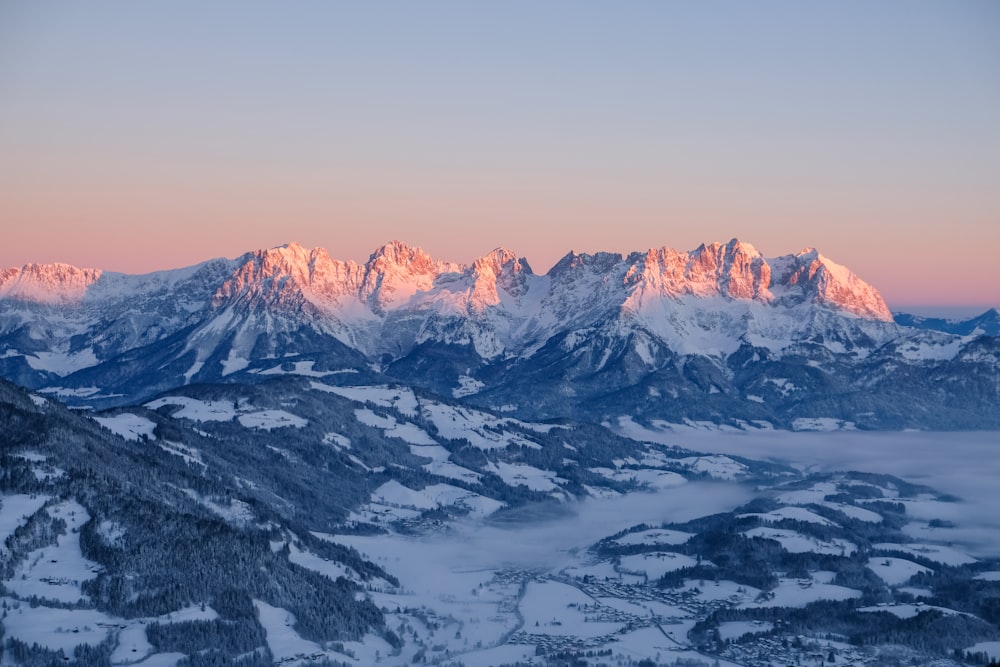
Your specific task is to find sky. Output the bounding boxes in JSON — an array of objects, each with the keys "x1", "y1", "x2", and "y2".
[{"x1": 1, "y1": 1, "x2": 998, "y2": 312}]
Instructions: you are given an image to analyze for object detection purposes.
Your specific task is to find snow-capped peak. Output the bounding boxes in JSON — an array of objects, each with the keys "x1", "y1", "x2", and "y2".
[
  {"x1": 0, "y1": 263, "x2": 102, "y2": 304},
  {"x1": 468, "y1": 248, "x2": 534, "y2": 304},
  {"x1": 360, "y1": 241, "x2": 461, "y2": 313},
  {"x1": 773, "y1": 248, "x2": 892, "y2": 321},
  {"x1": 472, "y1": 247, "x2": 530, "y2": 275},
  {"x1": 627, "y1": 238, "x2": 772, "y2": 300}
]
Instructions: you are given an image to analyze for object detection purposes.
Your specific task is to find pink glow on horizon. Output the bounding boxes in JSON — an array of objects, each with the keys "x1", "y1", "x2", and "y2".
[
  {"x1": 4, "y1": 214, "x2": 997, "y2": 310},
  {"x1": 2, "y1": 4, "x2": 997, "y2": 311}
]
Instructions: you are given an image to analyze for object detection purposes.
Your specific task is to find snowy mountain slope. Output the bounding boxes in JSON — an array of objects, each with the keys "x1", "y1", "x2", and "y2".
[
  {"x1": 0, "y1": 377, "x2": 399, "y2": 665},
  {"x1": 1, "y1": 239, "x2": 997, "y2": 428}
]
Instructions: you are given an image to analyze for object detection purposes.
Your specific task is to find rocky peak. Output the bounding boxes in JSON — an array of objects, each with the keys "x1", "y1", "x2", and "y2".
[
  {"x1": 622, "y1": 239, "x2": 771, "y2": 301},
  {"x1": 361, "y1": 241, "x2": 459, "y2": 313},
  {"x1": 775, "y1": 248, "x2": 892, "y2": 320},
  {"x1": 469, "y1": 248, "x2": 534, "y2": 304},
  {"x1": 365, "y1": 241, "x2": 440, "y2": 275},
  {"x1": 211, "y1": 242, "x2": 362, "y2": 312},
  {"x1": 472, "y1": 247, "x2": 529, "y2": 276},
  {"x1": 549, "y1": 250, "x2": 626, "y2": 280}
]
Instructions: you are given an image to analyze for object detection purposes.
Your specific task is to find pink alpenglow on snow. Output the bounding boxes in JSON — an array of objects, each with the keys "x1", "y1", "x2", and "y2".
[{"x1": 0, "y1": 239, "x2": 892, "y2": 321}]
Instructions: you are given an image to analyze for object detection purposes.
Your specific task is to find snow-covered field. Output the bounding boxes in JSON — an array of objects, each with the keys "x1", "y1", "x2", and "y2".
[
  {"x1": 145, "y1": 396, "x2": 237, "y2": 421},
  {"x1": 858, "y1": 602, "x2": 965, "y2": 619},
  {"x1": 872, "y1": 541, "x2": 976, "y2": 566},
  {"x1": 745, "y1": 576, "x2": 861, "y2": 608},
  {"x1": 718, "y1": 620, "x2": 773, "y2": 641},
  {"x1": 0, "y1": 493, "x2": 51, "y2": 544},
  {"x1": 613, "y1": 528, "x2": 693, "y2": 547},
  {"x1": 866, "y1": 556, "x2": 932, "y2": 586},
  {"x1": 311, "y1": 382, "x2": 419, "y2": 417},
  {"x1": 237, "y1": 408, "x2": 307, "y2": 430},
  {"x1": 618, "y1": 551, "x2": 699, "y2": 579},
  {"x1": 743, "y1": 527, "x2": 856, "y2": 556},
  {"x1": 966, "y1": 641, "x2": 1000, "y2": 663},
  {"x1": 145, "y1": 396, "x2": 308, "y2": 430},
  {"x1": 94, "y1": 413, "x2": 157, "y2": 441},
  {"x1": 7, "y1": 500, "x2": 101, "y2": 603},
  {"x1": 738, "y1": 506, "x2": 835, "y2": 526}
]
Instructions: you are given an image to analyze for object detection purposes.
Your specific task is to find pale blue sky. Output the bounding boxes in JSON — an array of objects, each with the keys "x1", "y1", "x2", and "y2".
[{"x1": 1, "y1": 1, "x2": 998, "y2": 310}]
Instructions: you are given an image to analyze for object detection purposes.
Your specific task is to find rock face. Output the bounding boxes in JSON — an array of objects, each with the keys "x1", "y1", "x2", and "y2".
[
  {"x1": 774, "y1": 248, "x2": 892, "y2": 320},
  {"x1": 0, "y1": 239, "x2": 995, "y2": 428}
]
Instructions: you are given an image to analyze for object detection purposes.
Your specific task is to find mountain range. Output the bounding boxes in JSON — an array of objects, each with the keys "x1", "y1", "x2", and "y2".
[{"x1": 1, "y1": 239, "x2": 997, "y2": 429}]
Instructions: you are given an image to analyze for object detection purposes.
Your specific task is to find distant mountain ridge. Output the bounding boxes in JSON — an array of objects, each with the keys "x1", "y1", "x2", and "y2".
[
  {"x1": 1, "y1": 239, "x2": 997, "y2": 429},
  {"x1": 0, "y1": 239, "x2": 892, "y2": 319},
  {"x1": 894, "y1": 308, "x2": 1000, "y2": 337}
]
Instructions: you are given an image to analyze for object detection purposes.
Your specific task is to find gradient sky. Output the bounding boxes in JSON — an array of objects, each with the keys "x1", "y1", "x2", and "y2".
[{"x1": 1, "y1": 1, "x2": 998, "y2": 311}]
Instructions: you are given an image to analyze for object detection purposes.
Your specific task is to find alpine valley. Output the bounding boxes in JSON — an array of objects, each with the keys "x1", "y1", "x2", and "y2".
[{"x1": 0, "y1": 241, "x2": 998, "y2": 667}]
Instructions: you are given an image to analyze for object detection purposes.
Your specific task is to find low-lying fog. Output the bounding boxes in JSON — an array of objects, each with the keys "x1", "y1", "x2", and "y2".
[
  {"x1": 340, "y1": 482, "x2": 753, "y2": 606},
  {"x1": 654, "y1": 428, "x2": 1000, "y2": 557},
  {"x1": 341, "y1": 429, "x2": 999, "y2": 604},
  {"x1": 454, "y1": 481, "x2": 753, "y2": 570}
]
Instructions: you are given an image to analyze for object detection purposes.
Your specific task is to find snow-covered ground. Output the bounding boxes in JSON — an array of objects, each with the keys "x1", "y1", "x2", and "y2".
[
  {"x1": 738, "y1": 506, "x2": 836, "y2": 526},
  {"x1": 254, "y1": 359, "x2": 353, "y2": 378},
  {"x1": 0, "y1": 493, "x2": 51, "y2": 544},
  {"x1": 146, "y1": 396, "x2": 236, "y2": 421},
  {"x1": 872, "y1": 541, "x2": 976, "y2": 566},
  {"x1": 145, "y1": 396, "x2": 307, "y2": 430},
  {"x1": 0, "y1": 601, "x2": 120, "y2": 654},
  {"x1": 519, "y1": 580, "x2": 622, "y2": 637},
  {"x1": 350, "y1": 479, "x2": 505, "y2": 526},
  {"x1": 865, "y1": 557, "x2": 932, "y2": 586},
  {"x1": 858, "y1": 602, "x2": 969, "y2": 619},
  {"x1": 618, "y1": 551, "x2": 699, "y2": 579},
  {"x1": 2, "y1": 596, "x2": 216, "y2": 661},
  {"x1": 744, "y1": 527, "x2": 856, "y2": 556},
  {"x1": 420, "y1": 401, "x2": 543, "y2": 450},
  {"x1": 310, "y1": 382, "x2": 419, "y2": 417},
  {"x1": 822, "y1": 501, "x2": 883, "y2": 523},
  {"x1": 254, "y1": 600, "x2": 327, "y2": 664},
  {"x1": 489, "y1": 461, "x2": 566, "y2": 493},
  {"x1": 94, "y1": 412, "x2": 157, "y2": 441},
  {"x1": 7, "y1": 500, "x2": 101, "y2": 603},
  {"x1": 718, "y1": 620, "x2": 773, "y2": 641},
  {"x1": 743, "y1": 576, "x2": 861, "y2": 608},
  {"x1": 613, "y1": 528, "x2": 693, "y2": 547},
  {"x1": 966, "y1": 641, "x2": 1000, "y2": 663},
  {"x1": 236, "y1": 408, "x2": 307, "y2": 430},
  {"x1": 354, "y1": 408, "x2": 436, "y2": 444},
  {"x1": 589, "y1": 466, "x2": 686, "y2": 489},
  {"x1": 676, "y1": 454, "x2": 748, "y2": 479},
  {"x1": 408, "y1": 442, "x2": 482, "y2": 482}
]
